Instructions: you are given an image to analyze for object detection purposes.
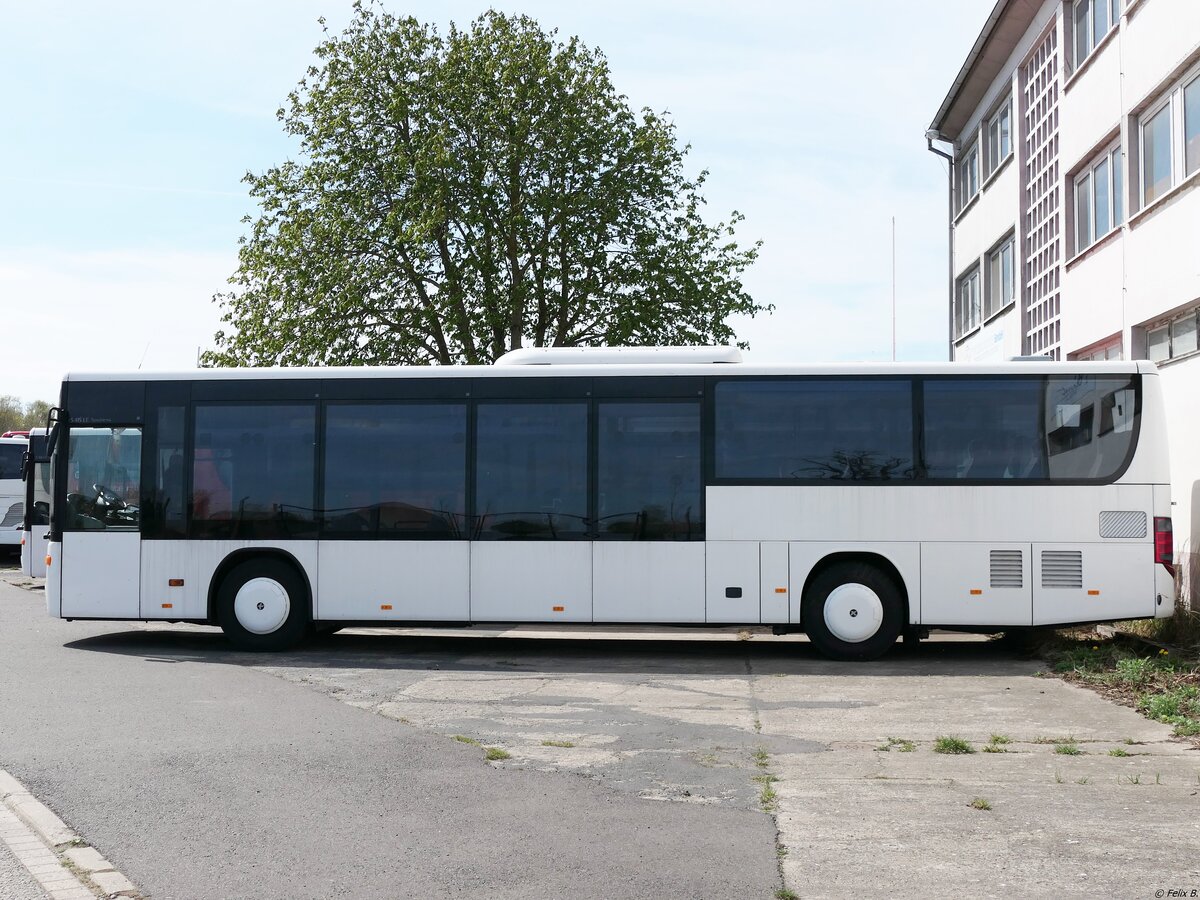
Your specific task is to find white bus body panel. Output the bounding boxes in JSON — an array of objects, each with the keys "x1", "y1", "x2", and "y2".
[
  {"x1": 759, "y1": 541, "x2": 790, "y2": 623},
  {"x1": 140, "y1": 540, "x2": 319, "y2": 620},
  {"x1": 921, "y1": 543, "x2": 1031, "y2": 626},
  {"x1": 316, "y1": 541, "x2": 469, "y2": 621},
  {"x1": 1032, "y1": 543, "x2": 1153, "y2": 625},
  {"x1": 45, "y1": 540, "x2": 62, "y2": 617},
  {"x1": 470, "y1": 541, "x2": 591, "y2": 622},
  {"x1": 61, "y1": 531, "x2": 140, "y2": 618},
  {"x1": 592, "y1": 542, "x2": 704, "y2": 623},
  {"x1": 705, "y1": 541, "x2": 759, "y2": 623},
  {"x1": 20, "y1": 529, "x2": 48, "y2": 577}
]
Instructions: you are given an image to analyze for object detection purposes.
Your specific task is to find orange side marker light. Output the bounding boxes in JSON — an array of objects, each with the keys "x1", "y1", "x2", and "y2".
[
  {"x1": 552, "y1": 605, "x2": 565, "y2": 612},
  {"x1": 161, "y1": 603, "x2": 173, "y2": 609},
  {"x1": 1088, "y1": 590, "x2": 1100, "y2": 596},
  {"x1": 969, "y1": 589, "x2": 983, "y2": 596},
  {"x1": 774, "y1": 587, "x2": 787, "y2": 594},
  {"x1": 168, "y1": 578, "x2": 184, "y2": 587},
  {"x1": 45, "y1": 555, "x2": 52, "y2": 567},
  {"x1": 380, "y1": 604, "x2": 393, "y2": 611}
]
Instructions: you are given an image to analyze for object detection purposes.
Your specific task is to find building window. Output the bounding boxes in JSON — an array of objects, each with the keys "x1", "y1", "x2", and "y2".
[
  {"x1": 1146, "y1": 309, "x2": 1200, "y2": 363},
  {"x1": 1074, "y1": 144, "x2": 1123, "y2": 253},
  {"x1": 985, "y1": 235, "x2": 1015, "y2": 319},
  {"x1": 1073, "y1": 0, "x2": 1120, "y2": 69},
  {"x1": 956, "y1": 143, "x2": 979, "y2": 212},
  {"x1": 955, "y1": 267, "x2": 981, "y2": 339},
  {"x1": 1139, "y1": 67, "x2": 1200, "y2": 207},
  {"x1": 1072, "y1": 337, "x2": 1122, "y2": 361},
  {"x1": 984, "y1": 102, "x2": 1012, "y2": 178}
]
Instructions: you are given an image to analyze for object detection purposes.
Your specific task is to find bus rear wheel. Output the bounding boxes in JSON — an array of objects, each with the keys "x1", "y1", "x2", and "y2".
[
  {"x1": 216, "y1": 558, "x2": 310, "y2": 652},
  {"x1": 802, "y1": 562, "x2": 904, "y2": 662}
]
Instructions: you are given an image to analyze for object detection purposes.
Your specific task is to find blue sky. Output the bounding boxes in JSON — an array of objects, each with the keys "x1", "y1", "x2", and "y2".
[{"x1": 1, "y1": 0, "x2": 992, "y2": 404}]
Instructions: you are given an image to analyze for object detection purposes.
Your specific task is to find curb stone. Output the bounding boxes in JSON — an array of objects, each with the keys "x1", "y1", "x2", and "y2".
[{"x1": 0, "y1": 768, "x2": 141, "y2": 898}]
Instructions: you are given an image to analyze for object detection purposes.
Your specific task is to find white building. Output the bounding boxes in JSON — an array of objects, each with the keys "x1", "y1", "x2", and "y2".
[{"x1": 929, "y1": 0, "x2": 1200, "y2": 596}]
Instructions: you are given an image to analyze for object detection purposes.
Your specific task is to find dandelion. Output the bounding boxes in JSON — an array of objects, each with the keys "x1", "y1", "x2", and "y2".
[
  {"x1": 1159, "y1": 649, "x2": 1169, "y2": 656},
  {"x1": 1092, "y1": 645, "x2": 1099, "y2": 651}
]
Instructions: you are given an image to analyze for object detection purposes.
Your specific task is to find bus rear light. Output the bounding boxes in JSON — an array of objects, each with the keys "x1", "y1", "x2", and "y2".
[
  {"x1": 20, "y1": 537, "x2": 25, "y2": 546},
  {"x1": 1154, "y1": 517, "x2": 1175, "y2": 576}
]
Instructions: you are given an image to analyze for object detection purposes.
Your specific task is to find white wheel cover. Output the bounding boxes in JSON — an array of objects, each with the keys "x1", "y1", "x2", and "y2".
[
  {"x1": 234, "y1": 577, "x2": 291, "y2": 635},
  {"x1": 823, "y1": 582, "x2": 884, "y2": 643}
]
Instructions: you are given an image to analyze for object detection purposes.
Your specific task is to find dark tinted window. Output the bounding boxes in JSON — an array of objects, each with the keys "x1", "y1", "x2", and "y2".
[
  {"x1": 192, "y1": 404, "x2": 316, "y2": 538},
  {"x1": 921, "y1": 375, "x2": 1138, "y2": 481},
  {"x1": 475, "y1": 402, "x2": 587, "y2": 539},
  {"x1": 145, "y1": 406, "x2": 186, "y2": 537},
  {"x1": 64, "y1": 427, "x2": 142, "y2": 530},
  {"x1": 0, "y1": 444, "x2": 23, "y2": 481},
  {"x1": 923, "y1": 379, "x2": 1045, "y2": 479},
  {"x1": 29, "y1": 460, "x2": 50, "y2": 526},
  {"x1": 323, "y1": 403, "x2": 466, "y2": 538},
  {"x1": 715, "y1": 380, "x2": 914, "y2": 480},
  {"x1": 597, "y1": 402, "x2": 702, "y2": 540}
]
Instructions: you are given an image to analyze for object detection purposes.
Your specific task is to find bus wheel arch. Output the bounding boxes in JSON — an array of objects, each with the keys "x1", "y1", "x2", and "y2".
[
  {"x1": 209, "y1": 550, "x2": 312, "y2": 651},
  {"x1": 800, "y1": 553, "x2": 909, "y2": 661}
]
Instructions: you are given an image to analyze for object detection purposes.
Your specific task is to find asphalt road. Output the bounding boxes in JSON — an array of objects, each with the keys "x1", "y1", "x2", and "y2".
[{"x1": 0, "y1": 574, "x2": 778, "y2": 899}]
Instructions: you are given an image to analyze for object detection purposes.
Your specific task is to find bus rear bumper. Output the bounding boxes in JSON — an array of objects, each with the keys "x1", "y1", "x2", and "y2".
[{"x1": 1154, "y1": 564, "x2": 1176, "y2": 618}]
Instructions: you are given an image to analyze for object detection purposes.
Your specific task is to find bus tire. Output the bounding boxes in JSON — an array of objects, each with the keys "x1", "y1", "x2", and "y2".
[
  {"x1": 216, "y1": 557, "x2": 310, "y2": 652},
  {"x1": 802, "y1": 562, "x2": 904, "y2": 662}
]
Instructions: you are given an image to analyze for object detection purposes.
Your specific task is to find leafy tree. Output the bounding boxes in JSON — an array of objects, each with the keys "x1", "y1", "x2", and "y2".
[
  {"x1": 0, "y1": 397, "x2": 52, "y2": 434},
  {"x1": 205, "y1": 3, "x2": 766, "y2": 367},
  {"x1": 0, "y1": 397, "x2": 21, "y2": 435}
]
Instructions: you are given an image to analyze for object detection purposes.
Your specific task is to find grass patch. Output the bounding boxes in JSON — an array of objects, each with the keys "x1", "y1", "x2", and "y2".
[
  {"x1": 876, "y1": 736, "x2": 916, "y2": 753},
  {"x1": 541, "y1": 740, "x2": 576, "y2": 748},
  {"x1": 1041, "y1": 631, "x2": 1200, "y2": 741},
  {"x1": 753, "y1": 747, "x2": 770, "y2": 769},
  {"x1": 933, "y1": 736, "x2": 974, "y2": 755},
  {"x1": 452, "y1": 735, "x2": 479, "y2": 745},
  {"x1": 1075, "y1": 777, "x2": 1089, "y2": 784},
  {"x1": 775, "y1": 890, "x2": 799, "y2": 900},
  {"x1": 989, "y1": 734, "x2": 1012, "y2": 745},
  {"x1": 981, "y1": 743, "x2": 1009, "y2": 753},
  {"x1": 1054, "y1": 741, "x2": 1083, "y2": 756},
  {"x1": 758, "y1": 781, "x2": 779, "y2": 812},
  {"x1": 1108, "y1": 747, "x2": 1130, "y2": 757},
  {"x1": 484, "y1": 747, "x2": 511, "y2": 761},
  {"x1": 968, "y1": 797, "x2": 992, "y2": 810}
]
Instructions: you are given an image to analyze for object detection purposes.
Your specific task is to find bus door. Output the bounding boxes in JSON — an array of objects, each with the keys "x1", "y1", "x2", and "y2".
[
  {"x1": 58, "y1": 426, "x2": 142, "y2": 619},
  {"x1": 21, "y1": 435, "x2": 50, "y2": 578}
]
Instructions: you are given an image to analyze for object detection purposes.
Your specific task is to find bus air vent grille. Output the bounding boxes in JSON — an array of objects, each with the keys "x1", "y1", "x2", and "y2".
[
  {"x1": 990, "y1": 550, "x2": 1023, "y2": 588},
  {"x1": 1041, "y1": 550, "x2": 1083, "y2": 589},
  {"x1": 1099, "y1": 511, "x2": 1147, "y2": 539}
]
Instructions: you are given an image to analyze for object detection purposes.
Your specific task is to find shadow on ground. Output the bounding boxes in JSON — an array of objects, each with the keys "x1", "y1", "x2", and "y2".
[{"x1": 65, "y1": 628, "x2": 1045, "y2": 677}]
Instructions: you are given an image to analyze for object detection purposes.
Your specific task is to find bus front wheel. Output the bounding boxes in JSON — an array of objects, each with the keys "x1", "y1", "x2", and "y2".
[
  {"x1": 216, "y1": 558, "x2": 310, "y2": 652},
  {"x1": 802, "y1": 562, "x2": 904, "y2": 662}
]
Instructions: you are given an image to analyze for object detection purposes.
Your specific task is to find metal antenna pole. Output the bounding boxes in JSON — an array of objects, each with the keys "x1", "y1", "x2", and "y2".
[{"x1": 891, "y1": 216, "x2": 897, "y2": 362}]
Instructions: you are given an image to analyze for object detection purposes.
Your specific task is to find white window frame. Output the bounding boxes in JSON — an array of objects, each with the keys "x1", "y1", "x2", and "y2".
[
  {"x1": 1073, "y1": 142, "x2": 1123, "y2": 254},
  {"x1": 984, "y1": 234, "x2": 1015, "y2": 320},
  {"x1": 1145, "y1": 308, "x2": 1200, "y2": 364},
  {"x1": 984, "y1": 101, "x2": 1012, "y2": 179},
  {"x1": 1138, "y1": 63, "x2": 1200, "y2": 208},
  {"x1": 956, "y1": 143, "x2": 979, "y2": 213},
  {"x1": 955, "y1": 267, "x2": 981, "y2": 339},
  {"x1": 1072, "y1": 0, "x2": 1120, "y2": 70}
]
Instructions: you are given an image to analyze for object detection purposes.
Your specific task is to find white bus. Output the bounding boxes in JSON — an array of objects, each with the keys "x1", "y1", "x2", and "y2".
[
  {"x1": 42, "y1": 349, "x2": 1176, "y2": 660},
  {"x1": 20, "y1": 429, "x2": 51, "y2": 577},
  {"x1": 0, "y1": 436, "x2": 29, "y2": 554}
]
